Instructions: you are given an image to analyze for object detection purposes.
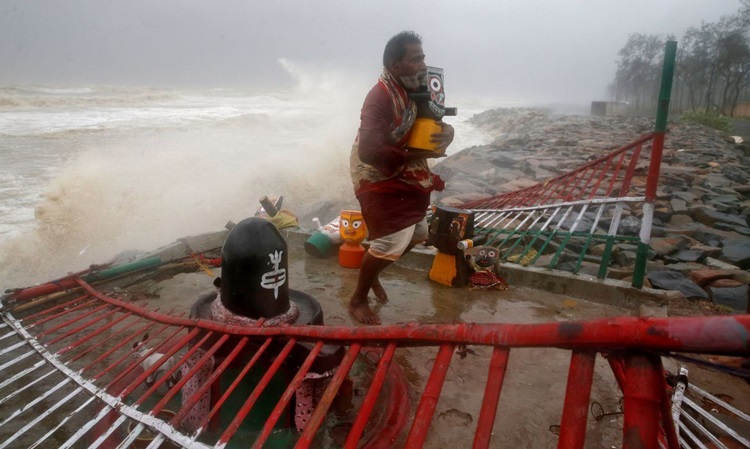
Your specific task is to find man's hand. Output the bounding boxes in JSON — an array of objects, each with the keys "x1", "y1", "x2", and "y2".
[{"x1": 430, "y1": 122, "x2": 454, "y2": 152}]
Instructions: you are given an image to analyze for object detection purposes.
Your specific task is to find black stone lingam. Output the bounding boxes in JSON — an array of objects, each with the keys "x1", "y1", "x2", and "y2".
[
  {"x1": 220, "y1": 217, "x2": 292, "y2": 319},
  {"x1": 190, "y1": 217, "x2": 342, "y2": 370}
]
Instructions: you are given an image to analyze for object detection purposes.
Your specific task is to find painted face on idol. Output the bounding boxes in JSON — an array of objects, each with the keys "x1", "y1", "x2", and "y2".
[{"x1": 339, "y1": 210, "x2": 367, "y2": 244}]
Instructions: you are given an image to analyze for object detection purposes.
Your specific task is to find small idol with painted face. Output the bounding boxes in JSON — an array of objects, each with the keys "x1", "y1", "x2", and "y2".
[{"x1": 339, "y1": 210, "x2": 367, "y2": 245}]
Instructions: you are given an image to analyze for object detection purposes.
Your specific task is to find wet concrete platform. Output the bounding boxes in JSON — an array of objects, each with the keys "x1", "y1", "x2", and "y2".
[
  {"x1": 133, "y1": 227, "x2": 748, "y2": 448},
  {"x1": 139, "y1": 229, "x2": 642, "y2": 447}
]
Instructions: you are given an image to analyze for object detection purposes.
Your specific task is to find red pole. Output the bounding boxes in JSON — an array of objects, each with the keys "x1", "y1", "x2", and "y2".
[
  {"x1": 557, "y1": 351, "x2": 596, "y2": 449},
  {"x1": 404, "y1": 344, "x2": 455, "y2": 447},
  {"x1": 472, "y1": 346, "x2": 510, "y2": 449},
  {"x1": 253, "y1": 341, "x2": 323, "y2": 448},
  {"x1": 622, "y1": 353, "x2": 663, "y2": 449},
  {"x1": 295, "y1": 343, "x2": 363, "y2": 448},
  {"x1": 345, "y1": 343, "x2": 397, "y2": 449}
]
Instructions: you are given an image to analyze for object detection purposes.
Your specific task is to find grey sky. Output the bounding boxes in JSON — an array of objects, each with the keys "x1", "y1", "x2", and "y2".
[{"x1": 0, "y1": 0, "x2": 742, "y2": 103}]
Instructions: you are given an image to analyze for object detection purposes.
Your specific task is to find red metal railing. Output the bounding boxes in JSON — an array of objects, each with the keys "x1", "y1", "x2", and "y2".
[
  {"x1": 0, "y1": 278, "x2": 748, "y2": 448},
  {"x1": 455, "y1": 133, "x2": 656, "y2": 283}
]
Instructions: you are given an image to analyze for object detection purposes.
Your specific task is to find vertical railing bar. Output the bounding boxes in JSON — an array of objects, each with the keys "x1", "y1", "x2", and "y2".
[
  {"x1": 573, "y1": 205, "x2": 606, "y2": 274},
  {"x1": 143, "y1": 433, "x2": 169, "y2": 449},
  {"x1": 119, "y1": 423, "x2": 148, "y2": 449},
  {"x1": 604, "y1": 149, "x2": 629, "y2": 196},
  {"x1": 548, "y1": 204, "x2": 589, "y2": 269},
  {"x1": 19, "y1": 295, "x2": 93, "y2": 325},
  {"x1": 404, "y1": 343, "x2": 455, "y2": 448},
  {"x1": 253, "y1": 340, "x2": 324, "y2": 449},
  {"x1": 0, "y1": 350, "x2": 35, "y2": 376},
  {"x1": 110, "y1": 328, "x2": 202, "y2": 401},
  {"x1": 473, "y1": 211, "x2": 494, "y2": 227},
  {"x1": 66, "y1": 314, "x2": 155, "y2": 364},
  {"x1": 0, "y1": 377, "x2": 71, "y2": 429},
  {"x1": 192, "y1": 337, "x2": 274, "y2": 440},
  {"x1": 529, "y1": 204, "x2": 576, "y2": 266},
  {"x1": 676, "y1": 418, "x2": 709, "y2": 449},
  {"x1": 344, "y1": 343, "x2": 398, "y2": 449},
  {"x1": 588, "y1": 156, "x2": 615, "y2": 198},
  {"x1": 681, "y1": 396, "x2": 748, "y2": 447},
  {"x1": 87, "y1": 414, "x2": 129, "y2": 449},
  {"x1": 557, "y1": 351, "x2": 596, "y2": 449},
  {"x1": 593, "y1": 204, "x2": 614, "y2": 278},
  {"x1": 0, "y1": 386, "x2": 85, "y2": 449},
  {"x1": 501, "y1": 211, "x2": 542, "y2": 259},
  {"x1": 45, "y1": 306, "x2": 120, "y2": 346},
  {"x1": 616, "y1": 143, "x2": 646, "y2": 198},
  {"x1": 0, "y1": 367, "x2": 57, "y2": 407},
  {"x1": 55, "y1": 309, "x2": 134, "y2": 355},
  {"x1": 492, "y1": 211, "x2": 531, "y2": 252},
  {"x1": 146, "y1": 332, "x2": 226, "y2": 413},
  {"x1": 566, "y1": 165, "x2": 595, "y2": 202},
  {"x1": 660, "y1": 377, "x2": 680, "y2": 449},
  {"x1": 217, "y1": 338, "x2": 298, "y2": 446},
  {"x1": 678, "y1": 411, "x2": 723, "y2": 449},
  {"x1": 170, "y1": 336, "x2": 250, "y2": 426},
  {"x1": 687, "y1": 382, "x2": 750, "y2": 422},
  {"x1": 58, "y1": 404, "x2": 120, "y2": 449},
  {"x1": 484, "y1": 210, "x2": 514, "y2": 229},
  {"x1": 80, "y1": 319, "x2": 166, "y2": 374},
  {"x1": 0, "y1": 330, "x2": 21, "y2": 341},
  {"x1": 555, "y1": 169, "x2": 585, "y2": 203},
  {"x1": 517, "y1": 207, "x2": 561, "y2": 264},
  {"x1": 35, "y1": 303, "x2": 111, "y2": 339},
  {"x1": 496, "y1": 210, "x2": 523, "y2": 232},
  {"x1": 96, "y1": 324, "x2": 187, "y2": 383},
  {"x1": 295, "y1": 343, "x2": 363, "y2": 449},
  {"x1": 0, "y1": 359, "x2": 45, "y2": 393},
  {"x1": 472, "y1": 346, "x2": 510, "y2": 449},
  {"x1": 536, "y1": 176, "x2": 568, "y2": 206},
  {"x1": 534, "y1": 178, "x2": 563, "y2": 206},
  {"x1": 28, "y1": 395, "x2": 97, "y2": 449},
  {"x1": 0, "y1": 339, "x2": 28, "y2": 357}
]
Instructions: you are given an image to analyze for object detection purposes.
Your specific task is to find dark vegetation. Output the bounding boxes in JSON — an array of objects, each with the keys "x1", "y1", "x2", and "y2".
[{"x1": 610, "y1": 0, "x2": 750, "y2": 130}]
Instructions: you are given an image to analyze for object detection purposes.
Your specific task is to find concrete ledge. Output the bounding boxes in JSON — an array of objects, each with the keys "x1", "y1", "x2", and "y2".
[
  {"x1": 285, "y1": 228, "x2": 679, "y2": 316},
  {"x1": 149, "y1": 227, "x2": 679, "y2": 316}
]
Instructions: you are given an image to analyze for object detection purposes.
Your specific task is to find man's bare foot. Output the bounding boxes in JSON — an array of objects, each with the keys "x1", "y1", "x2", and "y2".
[
  {"x1": 371, "y1": 278, "x2": 389, "y2": 303},
  {"x1": 348, "y1": 299, "x2": 381, "y2": 325}
]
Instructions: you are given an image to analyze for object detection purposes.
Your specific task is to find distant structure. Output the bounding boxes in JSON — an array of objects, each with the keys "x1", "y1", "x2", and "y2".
[{"x1": 590, "y1": 101, "x2": 628, "y2": 117}]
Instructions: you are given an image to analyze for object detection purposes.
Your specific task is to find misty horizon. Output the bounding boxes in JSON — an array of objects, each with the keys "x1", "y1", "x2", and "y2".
[{"x1": 0, "y1": 0, "x2": 743, "y2": 103}]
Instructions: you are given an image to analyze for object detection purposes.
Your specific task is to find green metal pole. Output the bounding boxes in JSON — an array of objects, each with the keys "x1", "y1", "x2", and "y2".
[
  {"x1": 83, "y1": 255, "x2": 162, "y2": 282},
  {"x1": 632, "y1": 40, "x2": 676, "y2": 289}
]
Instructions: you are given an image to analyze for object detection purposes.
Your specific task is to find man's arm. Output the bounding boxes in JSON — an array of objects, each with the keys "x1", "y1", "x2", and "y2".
[{"x1": 357, "y1": 88, "x2": 409, "y2": 177}]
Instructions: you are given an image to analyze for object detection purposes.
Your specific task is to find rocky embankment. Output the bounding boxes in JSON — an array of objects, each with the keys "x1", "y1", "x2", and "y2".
[{"x1": 432, "y1": 108, "x2": 750, "y2": 313}]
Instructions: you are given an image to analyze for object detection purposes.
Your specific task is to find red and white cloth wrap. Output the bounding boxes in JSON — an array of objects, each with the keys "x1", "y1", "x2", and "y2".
[
  {"x1": 179, "y1": 295, "x2": 335, "y2": 433},
  {"x1": 470, "y1": 271, "x2": 509, "y2": 290}
]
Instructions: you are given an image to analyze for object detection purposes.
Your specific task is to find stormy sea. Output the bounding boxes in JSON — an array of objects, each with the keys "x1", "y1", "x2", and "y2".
[{"x1": 0, "y1": 70, "x2": 502, "y2": 289}]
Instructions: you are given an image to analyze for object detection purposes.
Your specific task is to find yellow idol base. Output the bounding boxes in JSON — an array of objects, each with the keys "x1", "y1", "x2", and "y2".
[
  {"x1": 339, "y1": 242, "x2": 365, "y2": 268},
  {"x1": 429, "y1": 252, "x2": 458, "y2": 286},
  {"x1": 407, "y1": 118, "x2": 443, "y2": 152}
]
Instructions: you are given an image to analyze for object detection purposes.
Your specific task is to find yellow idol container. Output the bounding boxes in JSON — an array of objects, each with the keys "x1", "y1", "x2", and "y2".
[{"x1": 407, "y1": 118, "x2": 443, "y2": 151}]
